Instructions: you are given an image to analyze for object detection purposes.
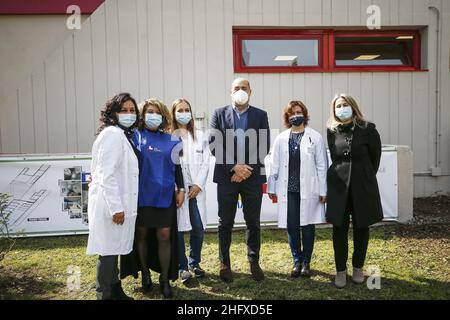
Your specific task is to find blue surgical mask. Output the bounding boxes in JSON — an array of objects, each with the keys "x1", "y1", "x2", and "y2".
[
  {"x1": 175, "y1": 112, "x2": 192, "y2": 125},
  {"x1": 117, "y1": 113, "x2": 136, "y2": 128},
  {"x1": 335, "y1": 106, "x2": 353, "y2": 121},
  {"x1": 145, "y1": 113, "x2": 162, "y2": 129},
  {"x1": 289, "y1": 115, "x2": 304, "y2": 127}
]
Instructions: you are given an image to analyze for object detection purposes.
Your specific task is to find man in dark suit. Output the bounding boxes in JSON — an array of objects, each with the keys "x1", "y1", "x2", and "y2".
[{"x1": 209, "y1": 78, "x2": 270, "y2": 282}]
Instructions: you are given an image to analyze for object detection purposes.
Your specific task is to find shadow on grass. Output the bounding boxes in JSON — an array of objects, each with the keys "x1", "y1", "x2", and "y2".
[
  {"x1": 0, "y1": 267, "x2": 64, "y2": 300},
  {"x1": 125, "y1": 267, "x2": 450, "y2": 300},
  {"x1": 3, "y1": 263, "x2": 448, "y2": 300},
  {"x1": 119, "y1": 262, "x2": 450, "y2": 301}
]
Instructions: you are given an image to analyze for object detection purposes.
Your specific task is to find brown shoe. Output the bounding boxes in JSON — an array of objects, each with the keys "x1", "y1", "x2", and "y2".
[
  {"x1": 290, "y1": 263, "x2": 301, "y2": 278},
  {"x1": 219, "y1": 263, "x2": 233, "y2": 283},
  {"x1": 250, "y1": 261, "x2": 265, "y2": 281}
]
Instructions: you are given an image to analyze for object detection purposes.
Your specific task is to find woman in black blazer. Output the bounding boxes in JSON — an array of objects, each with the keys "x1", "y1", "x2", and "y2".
[{"x1": 326, "y1": 94, "x2": 383, "y2": 289}]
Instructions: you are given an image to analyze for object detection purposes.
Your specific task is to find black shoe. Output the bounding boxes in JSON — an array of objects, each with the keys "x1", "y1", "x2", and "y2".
[
  {"x1": 290, "y1": 263, "x2": 301, "y2": 278},
  {"x1": 159, "y1": 275, "x2": 173, "y2": 299},
  {"x1": 111, "y1": 281, "x2": 134, "y2": 300},
  {"x1": 250, "y1": 261, "x2": 265, "y2": 281},
  {"x1": 189, "y1": 265, "x2": 206, "y2": 278},
  {"x1": 141, "y1": 270, "x2": 153, "y2": 293},
  {"x1": 219, "y1": 263, "x2": 233, "y2": 283},
  {"x1": 300, "y1": 262, "x2": 311, "y2": 278}
]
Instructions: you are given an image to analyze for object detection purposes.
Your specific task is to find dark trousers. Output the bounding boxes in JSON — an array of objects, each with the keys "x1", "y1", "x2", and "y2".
[
  {"x1": 217, "y1": 181, "x2": 263, "y2": 267},
  {"x1": 287, "y1": 192, "x2": 316, "y2": 265},
  {"x1": 178, "y1": 196, "x2": 205, "y2": 271},
  {"x1": 332, "y1": 192, "x2": 370, "y2": 272},
  {"x1": 96, "y1": 255, "x2": 119, "y2": 300}
]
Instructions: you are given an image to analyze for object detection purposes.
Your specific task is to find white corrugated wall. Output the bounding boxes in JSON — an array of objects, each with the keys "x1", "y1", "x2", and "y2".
[{"x1": 0, "y1": 0, "x2": 449, "y2": 196}]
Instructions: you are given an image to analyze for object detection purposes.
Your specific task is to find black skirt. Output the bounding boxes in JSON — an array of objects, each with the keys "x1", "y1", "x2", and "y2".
[
  {"x1": 120, "y1": 192, "x2": 179, "y2": 281},
  {"x1": 136, "y1": 192, "x2": 176, "y2": 228}
]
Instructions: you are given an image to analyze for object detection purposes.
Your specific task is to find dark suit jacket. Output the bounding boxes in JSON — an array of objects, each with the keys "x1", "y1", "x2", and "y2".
[
  {"x1": 325, "y1": 122, "x2": 383, "y2": 228},
  {"x1": 209, "y1": 105, "x2": 270, "y2": 185}
]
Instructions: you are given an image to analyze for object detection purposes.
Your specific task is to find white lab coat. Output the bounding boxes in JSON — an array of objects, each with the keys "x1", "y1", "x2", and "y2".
[
  {"x1": 177, "y1": 129, "x2": 210, "y2": 232},
  {"x1": 86, "y1": 126, "x2": 139, "y2": 256},
  {"x1": 267, "y1": 127, "x2": 328, "y2": 228}
]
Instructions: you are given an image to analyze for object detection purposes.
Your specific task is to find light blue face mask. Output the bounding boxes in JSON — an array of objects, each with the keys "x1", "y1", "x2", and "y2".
[
  {"x1": 175, "y1": 112, "x2": 192, "y2": 126},
  {"x1": 145, "y1": 113, "x2": 162, "y2": 129},
  {"x1": 117, "y1": 113, "x2": 136, "y2": 128},
  {"x1": 335, "y1": 105, "x2": 353, "y2": 121}
]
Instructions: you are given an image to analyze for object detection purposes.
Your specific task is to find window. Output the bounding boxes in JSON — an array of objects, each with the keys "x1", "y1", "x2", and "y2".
[
  {"x1": 233, "y1": 29, "x2": 328, "y2": 73},
  {"x1": 242, "y1": 39, "x2": 319, "y2": 67},
  {"x1": 233, "y1": 29, "x2": 422, "y2": 72},
  {"x1": 332, "y1": 31, "x2": 421, "y2": 71}
]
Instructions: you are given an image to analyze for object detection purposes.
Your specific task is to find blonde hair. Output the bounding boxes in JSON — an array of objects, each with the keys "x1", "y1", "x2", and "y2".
[
  {"x1": 138, "y1": 98, "x2": 172, "y2": 132},
  {"x1": 171, "y1": 98, "x2": 196, "y2": 140},
  {"x1": 327, "y1": 93, "x2": 367, "y2": 131}
]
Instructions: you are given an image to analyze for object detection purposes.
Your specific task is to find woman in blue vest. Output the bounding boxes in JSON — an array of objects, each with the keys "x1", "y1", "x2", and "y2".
[{"x1": 120, "y1": 99, "x2": 184, "y2": 298}]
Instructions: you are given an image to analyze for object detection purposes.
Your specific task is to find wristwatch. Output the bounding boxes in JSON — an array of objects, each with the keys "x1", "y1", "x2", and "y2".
[{"x1": 178, "y1": 188, "x2": 186, "y2": 193}]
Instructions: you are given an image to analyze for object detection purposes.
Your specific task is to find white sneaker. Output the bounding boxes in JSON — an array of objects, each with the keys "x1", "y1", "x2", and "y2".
[
  {"x1": 179, "y1": 270, "x2": 192, "y2": 283},
  {"x1": 352, "y1": 267, "x2": 365, "y2": 284},
  {"x1": 335, "y1": 270, "x2": 347, "y2": 289}
]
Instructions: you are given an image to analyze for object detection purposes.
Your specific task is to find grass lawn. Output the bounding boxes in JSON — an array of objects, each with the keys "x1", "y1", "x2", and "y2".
[{"x1": 0, "y1": 220, "x2": 449, "y2": 300}]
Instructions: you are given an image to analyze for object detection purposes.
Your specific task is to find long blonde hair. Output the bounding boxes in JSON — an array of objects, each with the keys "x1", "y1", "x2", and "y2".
[
  {"x1": 326, "y1": 93, "x2": 367, "y2": 131},
  {"x1": 138, "y1": 98, "x2": 172, "y2": 133},
  {"x1": 171, "y1": 98, "x2": 196, "y2": 140}
]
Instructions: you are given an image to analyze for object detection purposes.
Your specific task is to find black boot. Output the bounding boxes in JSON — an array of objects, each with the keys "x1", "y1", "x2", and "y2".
[
  {"x1": 141, "y1": 269, "x2": 153, "y2": 293},
  {"x1": 159, "y1": 275, "x2": 173, "y2": 299},
  {"x1": 111, "y1": 281, "x2": 134, "y2": 300},
  {"x1": 300, "y1": 262, "x2": 311, "y2": 278}
]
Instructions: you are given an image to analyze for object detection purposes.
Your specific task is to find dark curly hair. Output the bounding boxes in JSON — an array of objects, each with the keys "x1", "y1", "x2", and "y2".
[{"x1": 96, "y1": 93, "x2": 139, "y2": 135}]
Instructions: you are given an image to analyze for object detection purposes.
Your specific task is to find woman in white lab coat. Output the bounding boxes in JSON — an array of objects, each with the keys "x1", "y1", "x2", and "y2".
[
  {"x1": 86, "y1": 93, "x2": 140, "y2": 300},
  {"x1": 267, "y1": 100, "x2": 328, "y2": 278},
  {"x1": 171, "y1": 98, "x2": 210, "y2": 283}
]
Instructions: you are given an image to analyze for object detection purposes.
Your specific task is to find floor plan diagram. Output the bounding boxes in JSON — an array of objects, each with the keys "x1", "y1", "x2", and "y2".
[{"x1": 3, "y1": 165, "x2": 50, "y2": 226}]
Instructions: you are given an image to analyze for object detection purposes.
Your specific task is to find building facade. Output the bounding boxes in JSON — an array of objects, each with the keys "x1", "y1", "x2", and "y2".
[{"x1": 0, "y1": 0, "x2": 449, "y2": 197}]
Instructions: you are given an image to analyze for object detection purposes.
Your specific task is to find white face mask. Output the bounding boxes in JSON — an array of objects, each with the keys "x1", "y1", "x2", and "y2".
[
  {"x1": 117, "y1": 113, "x2": 136, "y2": 128},
  {"x1": 175, "y1": 112, "x2": 192, "y2": 125},
  {"x1": 145, "y1": 113, "x2": 162, "y2": 129},
  {"x1": 232, "y1": 89, "x2": 249, "y2": 106},
  {"x1": 335, "y1": 105, "x2": 353, "y2": 121}
]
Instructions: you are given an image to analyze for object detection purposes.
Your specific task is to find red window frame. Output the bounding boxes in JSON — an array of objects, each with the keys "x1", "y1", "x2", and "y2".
[
  {"x1": 233, "y1": 29, "x2": 330, "y2": 73},
  {"x1": 0, "y1": 0, "x2": 104, "y2": 15},
  {"x1": 233, "y1": 28, "x2": 423, "y2": 73},
  {"x1": 331, "y1": 30, "x2": 421, "y2": 72}
]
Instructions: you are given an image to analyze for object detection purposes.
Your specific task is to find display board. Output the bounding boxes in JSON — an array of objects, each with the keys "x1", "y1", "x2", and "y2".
[{"x1": 0, "y1": 149, "x2": 397, "y2": 237}]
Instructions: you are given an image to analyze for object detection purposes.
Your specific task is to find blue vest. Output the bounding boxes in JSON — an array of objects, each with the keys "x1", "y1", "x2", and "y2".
[{"x1": 132, "y1": 129, "x2": 182, "y2": 208}]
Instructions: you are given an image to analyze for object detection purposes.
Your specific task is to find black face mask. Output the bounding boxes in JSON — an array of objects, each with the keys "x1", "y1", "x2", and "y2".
[{"x1": 289, "y1": 115, "x2": 304, "y2": 127}]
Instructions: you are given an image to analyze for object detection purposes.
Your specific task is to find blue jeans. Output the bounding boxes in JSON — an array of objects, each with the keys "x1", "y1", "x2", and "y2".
[
  {"x1": 177, "y1": 196, "x2": 204, "y2": 271},
  {"x1": 287, "y1": 192, "x2": 316, "y2": 265}
]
